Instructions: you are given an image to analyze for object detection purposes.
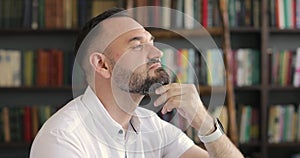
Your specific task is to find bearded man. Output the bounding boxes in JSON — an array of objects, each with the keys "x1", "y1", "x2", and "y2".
[{"x1": 30, "y1": 8, "x2": 243, "y2": 158}]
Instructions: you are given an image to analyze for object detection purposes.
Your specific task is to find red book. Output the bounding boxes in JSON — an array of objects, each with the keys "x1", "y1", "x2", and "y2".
[
  {"x1": 55, "y1": 0, "x2": 64, "y2": 28},
  {"x1": 37, "y1": 49, "x2": 50, "y2": 86},
  {"x1": 275, "y1": 0, "x2": 280, "y2": 28},
  {"x1": 45, "y1": 0, "x2": 56, "y2": 29},
  {"x1": 49, "y1": 49, "x2": 56, "y2": 86},
  {"x1": 202, "y1": 0, "x2": 208, "y2": 28},
  {"x1": 23, "y1": 107, "x2": 32, "y2": 143},
  {"x1": 56, "y1": 50, "x2": 64, "y2": 86},
  {"x1": 293, "y1": 0, "x2": 297, "y2": 28}
]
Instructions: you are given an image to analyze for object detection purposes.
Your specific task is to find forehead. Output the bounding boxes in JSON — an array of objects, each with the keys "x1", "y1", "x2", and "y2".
[
  {"x1": 117, "y1": 29, "x2": 152, "y2": 42},
  {"x1": 98, "y1": 17, "x2": 145, "y2": 50},
  {"x1": 101, "y1": 17, "x2": 144, "y2": 38}
]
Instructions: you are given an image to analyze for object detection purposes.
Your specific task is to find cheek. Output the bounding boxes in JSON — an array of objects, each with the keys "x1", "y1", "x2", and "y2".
[{"x1": 115, "y1": 51, "x2": 148, "y2": 72}]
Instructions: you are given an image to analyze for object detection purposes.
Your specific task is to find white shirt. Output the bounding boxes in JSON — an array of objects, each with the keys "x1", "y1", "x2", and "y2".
[{"x1": 30, "y1": 86, "x2": 194, "y2": 158}]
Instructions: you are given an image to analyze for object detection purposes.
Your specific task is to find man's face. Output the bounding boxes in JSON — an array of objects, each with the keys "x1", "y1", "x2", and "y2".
[{"x1": 103, "y1": 18, "x2": 170, "y2": 95}]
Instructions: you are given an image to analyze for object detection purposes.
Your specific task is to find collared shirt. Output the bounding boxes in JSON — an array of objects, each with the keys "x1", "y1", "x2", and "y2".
[{"x1": 30, "y1": 87, "x2": 194, "y2": 158}]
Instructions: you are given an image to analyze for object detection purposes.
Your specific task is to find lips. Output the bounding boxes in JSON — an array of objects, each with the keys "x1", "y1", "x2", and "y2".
[{"x1": 149, "y1": 63, "x2": 161, "y2": 70}]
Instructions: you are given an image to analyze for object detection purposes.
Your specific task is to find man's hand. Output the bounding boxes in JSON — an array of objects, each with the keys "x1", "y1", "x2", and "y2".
[
  {"x1": 154, "y1": 83, "x2": 245, "y2": 158},
  {"x1": 154, "y1": 83, "x2": 215, "y2": 135}
]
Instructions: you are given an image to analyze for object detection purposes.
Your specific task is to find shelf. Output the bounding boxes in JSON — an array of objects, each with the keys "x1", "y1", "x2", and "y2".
[
  {"x1": 0, "y1": 26, "x2": 255, "y2": 39},
  {"x1": 230, "y1": 27, "x2": 261, "y2": 33},
  {"x1": 239, "y1": 142, "x2": 261, "y2": 147},
  {"x1": 268, "y1": 85, "x2": 300, "y2": 91},
  {"x1": 0, "y1": 142, "x2": 31, "y2": 148},
  {"x1": 0, "y1": 27, "x2": 224, "y2": 37},
  {"x1": 0, "y1": 86, "x2": 72, "y2": 91},
  {"x1": 198, "y1": 85, "x2": 262, "y2": 96},
  {"x1": 0, "y1": 29, "x2": 79, "y2": 34},
  {"x1": 145, "y1": 27, "x2": 223, "y2": 38},
  {"x1": 235, "y1": 85, "x2": 262, "y2": 91},
  {"x1": 0, "y1": 86, "x2": 73, "y2": 106},
  {"x1": 198, "y1": 86, "x2": 226, "y2": 95},
  {"x1": 269, "y1": 28, "x2": 300, "y2": 34},
  {"x1": 267, "y1": 142, "x2": 300, "y2": 148}
]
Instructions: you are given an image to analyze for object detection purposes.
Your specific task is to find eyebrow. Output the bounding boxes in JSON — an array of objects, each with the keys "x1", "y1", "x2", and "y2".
[{"x1": 128, "y1": 36, "x2": 155, "y2": 43}]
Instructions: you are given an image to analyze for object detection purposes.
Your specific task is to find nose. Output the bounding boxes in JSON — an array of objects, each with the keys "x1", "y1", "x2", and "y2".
[{"x1": 147, "y1": 44, "x2": 163, "y2": 59}]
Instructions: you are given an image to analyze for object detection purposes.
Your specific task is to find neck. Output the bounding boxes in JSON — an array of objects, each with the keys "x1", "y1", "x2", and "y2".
[{"x1": 94, "y1": 80, "x2": 144, "y2": 130}]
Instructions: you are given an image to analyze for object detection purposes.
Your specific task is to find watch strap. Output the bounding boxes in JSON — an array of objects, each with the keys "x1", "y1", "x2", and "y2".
[{"x1": 198, "y1": 118, "x2": 224, "y2": 143}]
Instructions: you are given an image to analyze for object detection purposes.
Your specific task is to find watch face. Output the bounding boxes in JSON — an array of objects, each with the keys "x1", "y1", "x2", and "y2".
[{"x1": 216, "y1": 118, "x2": 225, "y2": 134}]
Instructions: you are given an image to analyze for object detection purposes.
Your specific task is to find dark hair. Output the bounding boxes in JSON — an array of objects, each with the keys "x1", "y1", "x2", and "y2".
[{"x1": 74, "y1": 7, "x2": 128, "y2": 57}]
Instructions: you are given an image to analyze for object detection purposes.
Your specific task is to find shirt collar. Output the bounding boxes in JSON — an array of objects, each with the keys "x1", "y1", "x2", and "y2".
[{"x1": 80, "y1": 86, "x2": 141, "y2": 140}]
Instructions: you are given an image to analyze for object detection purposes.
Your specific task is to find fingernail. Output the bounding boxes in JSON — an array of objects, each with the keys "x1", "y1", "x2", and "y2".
[{"x1": 155, "y1": 89, "x2": 160, "y2": 94}]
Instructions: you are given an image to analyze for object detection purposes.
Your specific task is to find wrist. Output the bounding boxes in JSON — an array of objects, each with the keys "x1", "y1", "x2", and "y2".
[
  {"x1": 198, "y1": 118, "x2": 224, "y2": 143},
  {"x1": 197, "y1": 115, "x2": 215, "y2": 136}
]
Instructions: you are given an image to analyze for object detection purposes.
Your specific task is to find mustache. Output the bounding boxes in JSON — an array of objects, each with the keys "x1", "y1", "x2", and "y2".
[{"x1": 147, "y1": 58, "x2": 161, "y2": 66}]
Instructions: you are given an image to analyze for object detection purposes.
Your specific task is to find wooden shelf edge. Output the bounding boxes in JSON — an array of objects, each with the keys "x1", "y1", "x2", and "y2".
[
  {"x1": 148, "y1": 27, "x2": 223, "y2": 38},
  {"x1": 0, "y1": 27, "x2": 264, "y2": 37},
  {"x1": 199, "y1": 86, "x2": 226, "y2": 95},
  {"x1": 230, "y1": 27, "x2": 261, "y2": 33},
  {"x1": 239, "y1": 142, "x2": 261, "y2": 147},
  {"x1": 0, "y1": 86, "x2": 72, "y2": 91},
  {"x1": 268, "y1": 85, "x2": 300, "y2": 91},
  {"x1": 267, "y1": 142, "x2": 300, "y2": 147},
  {"x1": 0, "y1": 29, "x2": 79, "y2": 34},
  {"x1": 198, "y1": 85, "x2": 262, "y2": 95},
  {"x1": 269, "y1": 28, "x2": 300, "y2": 33},
  {"x1": 0, "y1": 142, "x2": 31, "y2": 148},
  {"x1": 235, "y1": 85, "x2": 262, "y2": 91}
]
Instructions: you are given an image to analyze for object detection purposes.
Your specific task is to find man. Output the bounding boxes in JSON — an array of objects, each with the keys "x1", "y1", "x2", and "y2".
[{"x1": 30, "y1": 8, "x2": 243, "y2": 158}]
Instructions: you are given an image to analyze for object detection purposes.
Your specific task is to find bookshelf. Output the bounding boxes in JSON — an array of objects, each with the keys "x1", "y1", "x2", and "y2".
[{"x1": 2, "y1": 0, "x2": 300, "y2": 158}]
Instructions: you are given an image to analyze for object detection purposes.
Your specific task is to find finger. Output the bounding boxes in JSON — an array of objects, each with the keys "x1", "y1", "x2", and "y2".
[
  {"x1": 155, "y1": 83, "x2": 181, "y2": 94},
  {"x1": 154, "y1": 87, "x2": 182, "y2": 106},
  {"x1": 161, "y1": 98, "x2": 181, "y2": 114}
]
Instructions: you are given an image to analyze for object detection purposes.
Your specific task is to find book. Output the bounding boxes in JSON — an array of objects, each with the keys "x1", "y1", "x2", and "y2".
[{"x1": 293, "y1": 48, "x2": 300, "y2": 87}]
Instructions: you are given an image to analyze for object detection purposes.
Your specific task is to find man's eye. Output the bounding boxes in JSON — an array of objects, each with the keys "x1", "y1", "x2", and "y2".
[{"x1": 133, "y1": 45, "x2": 143, "y2": 50}]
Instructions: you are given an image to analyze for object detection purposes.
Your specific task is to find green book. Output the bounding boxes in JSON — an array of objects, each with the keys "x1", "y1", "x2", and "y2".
[
  {"x1": 38, "y1": 0, "x2": 45, "y2": 28},
  {"x1": 23, "y1": 50, "x2": 35, "y2": 86}
]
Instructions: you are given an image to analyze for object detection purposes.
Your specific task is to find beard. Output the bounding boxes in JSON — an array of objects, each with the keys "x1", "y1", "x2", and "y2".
[{"x1": 112, "y1": 65, "x2": 170, "y2": 95}]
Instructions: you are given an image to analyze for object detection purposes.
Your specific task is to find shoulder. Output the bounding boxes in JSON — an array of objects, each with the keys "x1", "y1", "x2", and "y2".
[{"x1": 38, "y1": 96, "x2": 84, "y2": 134}]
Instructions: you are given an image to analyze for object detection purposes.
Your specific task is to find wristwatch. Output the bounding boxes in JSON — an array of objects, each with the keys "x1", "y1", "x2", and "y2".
[{"x1": 198, "y1": 118, "x2": 225, "y2": 143}]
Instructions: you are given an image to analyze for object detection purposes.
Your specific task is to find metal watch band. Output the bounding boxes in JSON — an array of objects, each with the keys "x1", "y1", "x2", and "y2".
[{"x1": 198, "y1": 118, "x2": 224, "y2": 143}]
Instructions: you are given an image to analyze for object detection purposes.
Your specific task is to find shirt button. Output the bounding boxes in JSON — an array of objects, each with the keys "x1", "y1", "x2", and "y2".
[{"x1": 118, "y1": 130, "x2": 123, "y2": 134}]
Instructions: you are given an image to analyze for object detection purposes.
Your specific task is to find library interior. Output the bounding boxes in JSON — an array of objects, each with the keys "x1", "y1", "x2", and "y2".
[{"x1": 0, "y1": 0, "x2": 300, "y2": 158}]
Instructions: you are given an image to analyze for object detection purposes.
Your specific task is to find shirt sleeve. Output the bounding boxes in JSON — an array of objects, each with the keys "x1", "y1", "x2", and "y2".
[
  {"x1": 159, "y1": 120, "x2": 195, "y2": 158},
  {"x1": 30, "y1": 130, "x2": 83, "y2": 158},
  {"x1": 163, "y1": 132, "x2": 195, "y2": 158}
]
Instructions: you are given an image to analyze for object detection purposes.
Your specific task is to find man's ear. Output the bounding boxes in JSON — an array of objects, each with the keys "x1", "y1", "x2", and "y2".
[{"x1": 89, "y1": 52, "x2": 111, "y2": 78}]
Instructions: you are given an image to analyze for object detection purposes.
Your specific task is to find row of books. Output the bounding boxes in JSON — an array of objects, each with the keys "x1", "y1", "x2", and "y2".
[
  {"x1": 161, "y1": 48, "x2": 225, "y2": 86},
  {"x1": 125, "y1": 0, "x2": 221, "y2": 29},
  {"x1": 269, "y1": 0, "x2": 300, "y2": 29},
  {"x1": 238, "y1": 105, "x2": 259, "y2": 143},
  {"x1": 0, "y1": 106, "x2": 57, "y2": 143},
  {"x1": 0, "y1": 49, "x2": 73, "y2": 87},
  {"x1": 228, "y1": 48, "x2": 260, "y2": 86},
  {"x1": 228, "y1": 0, "x2": 261, "y2": 28},
  {"x1": 268, "y1": 104, "x2": 300, "y2": 143},
  {"x1": 162, "y1": 47, "x2": 261, "y2": 87},
  {"x1": 270, "y1": 48, "x2": 300, "y2": 87},
  {"x1": 0, "y1": 0, "x2": 117, "y2": 29},
  {"x1": 0, "y1": 47, "x2": 261, "y2": 88}
]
